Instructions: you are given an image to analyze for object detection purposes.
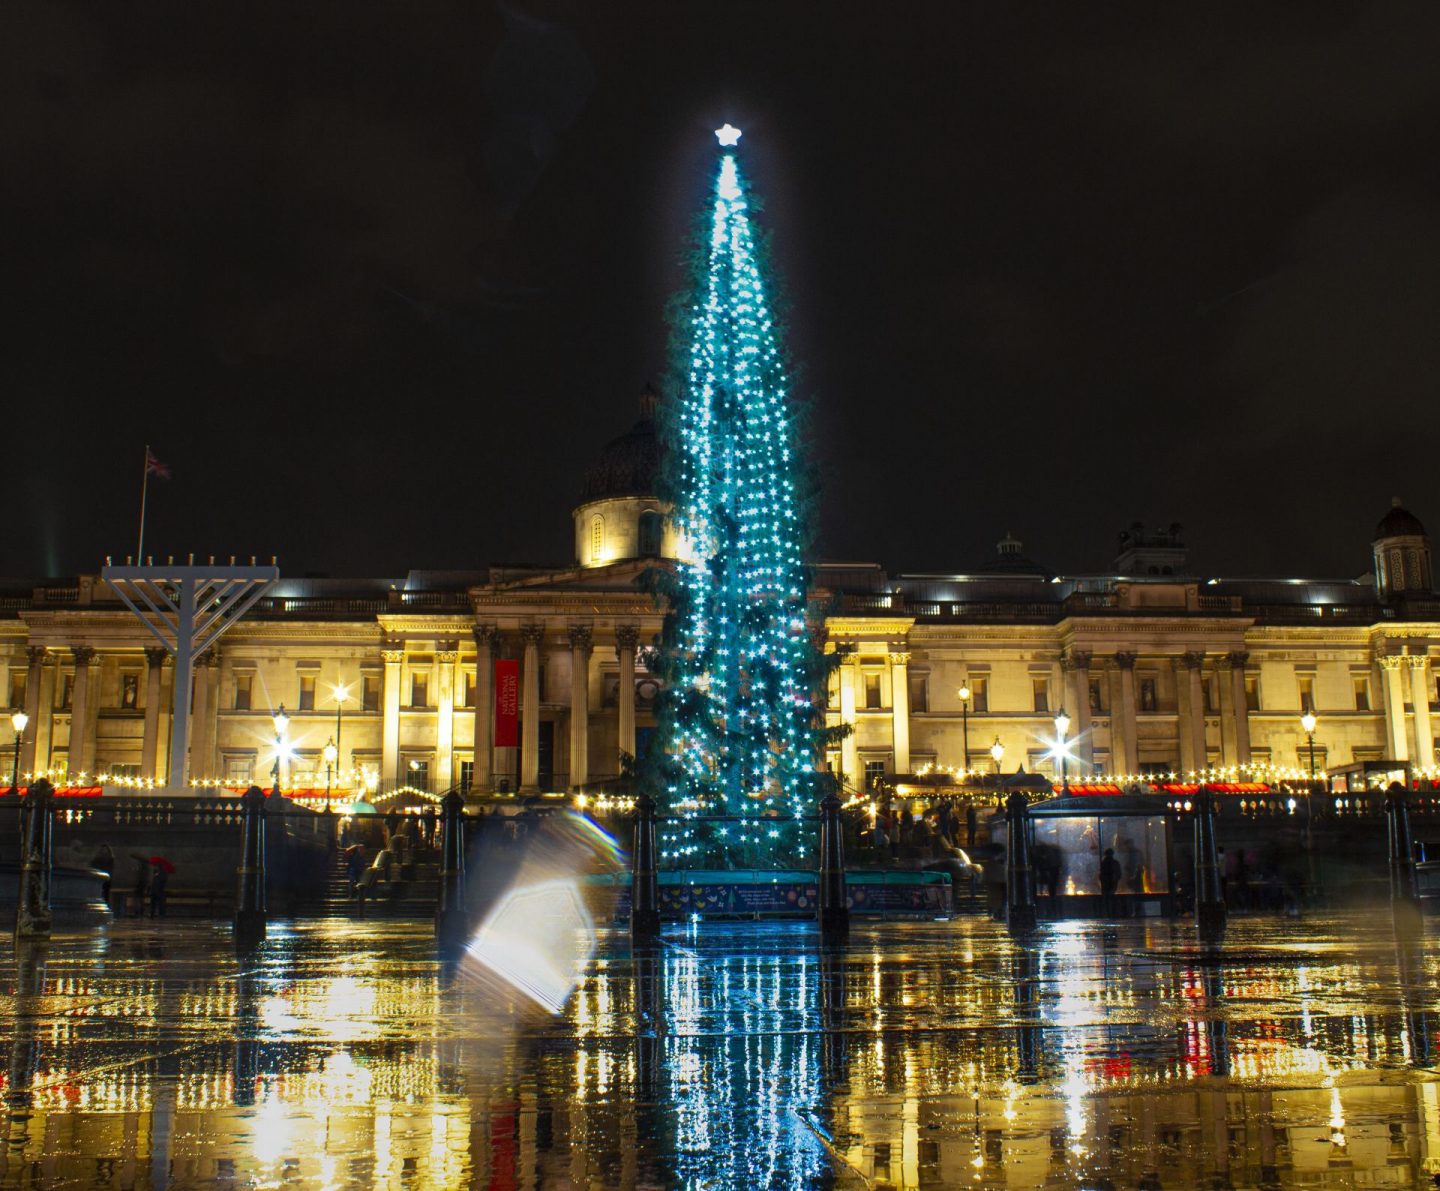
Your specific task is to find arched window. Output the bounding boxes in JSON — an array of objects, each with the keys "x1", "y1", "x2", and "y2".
[
  {"x1": 591, "y1": 515, "x2": 605, "y2": 559},
  {"x1": 638, "y1": 511, "x2": 663, "y2": 558}
]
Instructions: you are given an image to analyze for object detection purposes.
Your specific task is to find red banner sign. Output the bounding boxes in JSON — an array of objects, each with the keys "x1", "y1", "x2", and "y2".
[{"x1": 495, "y1": 658, "x2": 519, "y2": 748}]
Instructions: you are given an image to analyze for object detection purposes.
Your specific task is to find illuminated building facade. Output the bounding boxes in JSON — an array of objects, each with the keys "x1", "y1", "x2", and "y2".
[{"x1": 0, "y1": 394, "x2": 1436, "y2": 798}]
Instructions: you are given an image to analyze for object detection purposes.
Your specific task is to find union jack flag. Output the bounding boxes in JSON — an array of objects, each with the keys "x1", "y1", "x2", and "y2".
[{"x1": 144, "y1": 449, "x2": 170, "y2": 480}]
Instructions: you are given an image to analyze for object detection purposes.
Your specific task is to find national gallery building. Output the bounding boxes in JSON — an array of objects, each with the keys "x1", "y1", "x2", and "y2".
[{"x1": 3, "y1": 389, "x2": 1439, "y2": 799}]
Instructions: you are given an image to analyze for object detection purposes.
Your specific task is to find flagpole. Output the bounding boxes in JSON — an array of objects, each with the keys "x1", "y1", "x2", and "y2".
[{"x1": 137, "y1": 444, "x2": 150, "y2": 563}]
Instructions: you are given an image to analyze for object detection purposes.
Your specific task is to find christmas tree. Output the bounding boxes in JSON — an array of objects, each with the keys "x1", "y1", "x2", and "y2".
[{"x1": 651, "y1": 124, "x2": 836, "y2": 869}]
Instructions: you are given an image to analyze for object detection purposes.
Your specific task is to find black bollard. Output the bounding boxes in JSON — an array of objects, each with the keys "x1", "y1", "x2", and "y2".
[
  {"x1": 1193, "y1": 785, "x2": 1227, "y2": 942},
  {"x1": 1005, "y1": 791, "x2": 1037, "y2": 933},
  {"x1": 435, "y1": 790, "x2": 470, "y2": 947},
  {"x1": 233, "y1": 785, "x2": 268, "y2": 945},
  {"x1": 631, "y1": 793, "x2": 660, "y2": 944},
  {"x1": 1386, "y1": 782, "x2": 1422, "y2": 936},
  {"x1": 817, "y1": 787, "x2": 850, "y2": 940},
  {"x1": 14, "y1": 779, "x2": 54, "y2": 941}
]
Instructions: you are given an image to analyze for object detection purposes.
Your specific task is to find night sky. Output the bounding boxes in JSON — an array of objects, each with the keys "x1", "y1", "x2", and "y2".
[{"x1": 6, "y1": 2, "x2": 1440, "y2": 582}]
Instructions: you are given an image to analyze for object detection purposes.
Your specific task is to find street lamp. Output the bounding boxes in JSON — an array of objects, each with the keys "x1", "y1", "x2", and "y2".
[
  {"x1": 271, "y1": 705, "x2": 289, "y2": 796},
  {"x1": 10, "y1": 710, "x2": 29, "y2": 796},
  {"x1": 958, "y1": 683, "x2": 972, "y2": 772},
  {"x1": 323, "y1": 739, "x2": 338, "y2": 812},
  {"x1": 990, "y1": 736, "x2": 1005, "y2": 803},
  {"x1": 1054, "y1": 707, "x2": 1071, "y2": 793},
  {"x1": 330, "y1": 683, "x2": 350, "y2": 790},
  {"x1": 1300, "y1": 703, "x2": 1318, "y2": 897}
]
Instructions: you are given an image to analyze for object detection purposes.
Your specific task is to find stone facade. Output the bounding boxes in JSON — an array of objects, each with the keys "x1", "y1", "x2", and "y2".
[{"x1": 1, "y1": 395, "x2": 1436, "y2": 798}]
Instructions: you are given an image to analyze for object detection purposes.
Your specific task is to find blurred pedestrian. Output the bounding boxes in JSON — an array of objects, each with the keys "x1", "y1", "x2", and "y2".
[
  {"x1": 1099, "y1": 847, "x2": 1121, "y2": 917},
  {"x1": 91, "y1": 843, "x2": 115, "y2": 905},
  {"x1": 130, "y1": 855, "x2": 150, "y2": 918},
  {"x1": 149, "y1": 865, "x2": 169, "y2": 917}
]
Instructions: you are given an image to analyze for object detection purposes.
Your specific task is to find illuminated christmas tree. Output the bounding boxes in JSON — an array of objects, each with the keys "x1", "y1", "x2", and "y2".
[{"x1": 651, "y1": 124, "x2": 837, "y2": 869}]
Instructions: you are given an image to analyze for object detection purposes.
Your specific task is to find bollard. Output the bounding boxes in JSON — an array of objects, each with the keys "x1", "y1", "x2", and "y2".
[
  {"x1": 435, "y1": 790, "x2": 470, "y2": 947},
  {"x1": 1386, "y1": 782, "x2": 1423, "y2": 936},
  {"x1": 1005, "y1": 791, "x2": 1037, "y2": 933},
  {"x1": 631, "y1": 793, "x2": 660, "y2": 944},
  {"x1": 1193, "y1": 785, "x2": 1227, "y2": 942},
  {"x1": 817, "y1": 787, "x2": 850, "y2": 940},
  {"x1": 14, "y1": 779, "x2": 54, "y2": 941},
  {"x1": 233, "y1": 785, "x2": 268, "y2": 945}
]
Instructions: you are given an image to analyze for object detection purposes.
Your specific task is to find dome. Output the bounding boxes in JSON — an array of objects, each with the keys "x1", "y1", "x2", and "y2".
[
  {"x1": 977, "y1": 531, "x2": 1052, "y2": 578},
  {"x1": 579, "y1": 386, "x2": 661, "y2": 503},
  {"x1": 1374, "y1": 498, "x2": 1427, "y2": 541}
]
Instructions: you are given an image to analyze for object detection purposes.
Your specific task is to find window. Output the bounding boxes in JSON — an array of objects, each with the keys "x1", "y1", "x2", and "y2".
[
  {"x1": 362, "y1": 675, "x2": 380, "y2": 712},
  {"x1": 234, "y1": 674, "x2": 253, "y2": 711},
  {"x1": 908, "y1": 672, "x2": 928, "y2": 712},
  {"x1": 1244, "y1": 675, "x2": 1258, "y2": 711},
  {"x1": 1297, "y1": 675, "x2": 1314, "y2": 711},
  {"x1": 968, "y1": 677, "x2": 988, "y2": 713},
  {"x1": 298, "y1": 675, "x2": 316, "y2": 712},
  {"x1": 638, "y1": 511, "x2": 663, "y2": 559},
  {"x1": 107, "y1": 762, "x2": 140, "y2": 779},
  {"x1": 591, "y1": 515, "x2": 605, "y2": 559},
  {"x1": 1203, "y1": 677, "x2": 1217, "y2": 713},
  {"x1": 225, "y1": 754, "x2": 253, "y2": 783},
  {"x1": 864, "y1": 758, "x2": 886, "y2": 789},
  {"x1": 8, "y1": 673, "x2": 24, "y2": 709},
  {"x1": 458, "y1": 759, "x2": 474, "y2": 791},
  {"x1": 863, "y1": 673, "x2": 882, "y2": 709},
  {"x1": 410, "y1": 673, "x2": 429, "y2": 708},
  {"x1": 1354, "y1": 677, "x2": 1371, "y2": 712},
  {"x1": 1031, "y1": 678, "x2": 1049, "y2": 713},
  {"x1": 406, "y1": 758, "x2": 430, "y2": 791},
  {"x1": 57, "y1": 673, "x2": 73, "y2": 710},
  {"x1": 120, "y1": 674, "x2": 139, "y2": 709},
  {"x1": 1088, "y1": 679, "x2": 1105, "y2": 713},
  {"x1": 461, "y1": 670, "x2": 475, "y2": 708}
]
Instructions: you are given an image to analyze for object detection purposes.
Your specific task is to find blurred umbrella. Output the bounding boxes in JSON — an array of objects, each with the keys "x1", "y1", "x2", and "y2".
[{"x1": 148, "y1": 856, "x2": 176, "y2": 875}]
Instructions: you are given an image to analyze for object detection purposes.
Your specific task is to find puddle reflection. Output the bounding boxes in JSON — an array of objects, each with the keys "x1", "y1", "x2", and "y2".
[{"x1": 0, "y1": 915, "x2": 1437, "y2": 1188}]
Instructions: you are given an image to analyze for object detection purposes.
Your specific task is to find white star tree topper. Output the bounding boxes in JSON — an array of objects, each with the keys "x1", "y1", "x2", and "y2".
[{"x1": 714, "y1": 123, "x2": 742, "y2": 147}]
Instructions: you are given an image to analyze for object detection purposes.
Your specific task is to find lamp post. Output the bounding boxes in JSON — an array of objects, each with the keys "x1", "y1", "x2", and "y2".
[
  {"x1": 323, "y1": 739, "x2": 338, "y2": 812},
  {"x1": 10, "y1": 710, "x2": 28, "y2": 796},
  {"x1": 330, "y1": 683, "x2": 349, "y2": 791},
  {"x1": 271, "y1": 705, "x2": 289, "y2": 796},
  {"x1": 958, "y1": 684, "x2": 972, "y2": 773},
  {"x1": 990, "y1": 736, "x2": 1005, "y2": 805},
  {"x1": 1054, "y1": 707, "x2": 1071, "y2": 793},
  {"x1": 1301, "y1": 704, "x2": 1319, "y2": 898}
]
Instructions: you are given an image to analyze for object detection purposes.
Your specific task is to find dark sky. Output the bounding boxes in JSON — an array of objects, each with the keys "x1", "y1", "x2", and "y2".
[{"x1": 5, "y1": 2, "x2": 1440, "y2": 581}]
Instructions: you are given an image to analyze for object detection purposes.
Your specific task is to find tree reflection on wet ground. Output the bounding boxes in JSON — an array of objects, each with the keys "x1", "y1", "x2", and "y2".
[{"x1": 1, "y1": 912, "x2": 1437, "y2": 1188}]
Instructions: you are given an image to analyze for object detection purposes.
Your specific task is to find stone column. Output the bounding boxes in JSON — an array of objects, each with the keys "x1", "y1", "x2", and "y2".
[
  {"x1": 471, "y1": 626, "x2": 496, "y2": 793},
  {"x1": 1064, "y1": 650, "x2": 1092, "y2": 770},
  {"x1": 436, "y1": 646, "x2": 457, "y2": 790},
  {"x1": 68, "y1": 646, "x2": 96, "y2": 778},
  {"x1": 1227, "y1": 652, "x2": 1251, "y2": 767},
  {"x1": 1181, "y1": 652, "x2": 1208, "y2": 772},
  {"x1": 141, "y1": 648, "x2": 166, "y2": 781},
  {"x1": 381, "y1": 647, "x2": 403, "y2": 790},
  {"x1": 520, "y1": 625, "x2": 544, "y2": 793},
  {"x1": 20, "y1": 646, "x2": 48, "y2": 776},
  {"x1": 839, "y1": 659, "x2": 860, "y2": 793},
  {"x1": 890, "y1": 651, "x2": 911, "y2": 774},
  {"x1": 189, "y1": 650, "x2": 215, "y2": 781},
  {"x1": 615, "y1": 625, "x2": 639, "y2": 765},
  {"x1": 1409, "y1": 655, "x2": 1434, "y2": 770},
  {"x1": 1114, "y1": 653, "x2": 1138, "y2": 775},
  {"x1": 568, "y1": 625, "x2": 592, "y2": 790},
  {"x1": 1381, "y1": 655, "x2": 1410, "y2": 762}
]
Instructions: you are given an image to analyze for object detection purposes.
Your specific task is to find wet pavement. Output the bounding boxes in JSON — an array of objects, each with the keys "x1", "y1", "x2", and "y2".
[{"x1": 2, "y1": 912, "x2": 1439, "y2": 1189}]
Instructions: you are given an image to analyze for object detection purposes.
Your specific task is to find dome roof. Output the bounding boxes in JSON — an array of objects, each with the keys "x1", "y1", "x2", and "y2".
[
  {"x1": 1375, "y1": 498, "x2": 1427, "y2": 541},
  {"x1": 977, "y1": 531, "x2": 1052, "y2": 578},
  {"x1": 579, "y1": 386, "x2": 662, "y2": 503}
]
